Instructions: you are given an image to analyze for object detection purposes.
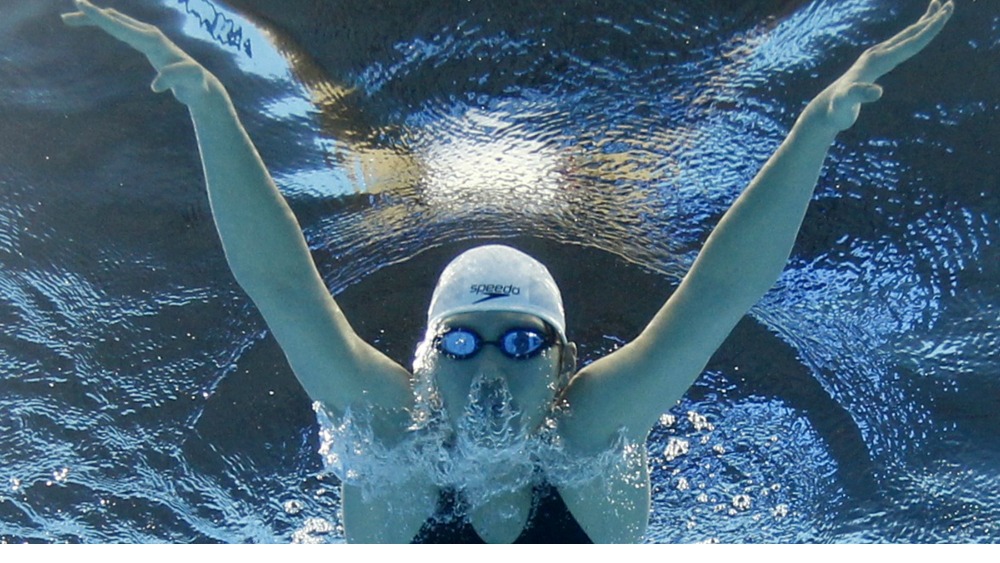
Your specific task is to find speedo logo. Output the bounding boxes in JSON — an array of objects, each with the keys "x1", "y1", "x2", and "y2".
[{"x1": 470, "y1": 283, "x2": 521, "y2": 304}]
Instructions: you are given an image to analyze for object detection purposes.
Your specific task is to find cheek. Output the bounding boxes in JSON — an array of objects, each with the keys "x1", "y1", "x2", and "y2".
[
  {"x1": 440, "y1": 380, "x2": 469, "y2": 410},
  {"x1": 506, "y1": 361, "x2": 560, "y2": 407},
  {"x1": 432, "y1": 365, "x2": 474, "y2": 413},
  {"x1": 414, "y1": 345, "x2": 470, "y2": 416}
]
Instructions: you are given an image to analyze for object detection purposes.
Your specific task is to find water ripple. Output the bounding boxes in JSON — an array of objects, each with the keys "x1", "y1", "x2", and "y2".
[{"x1": 1, "y1": 0, "x2": 997, "y2": 544}]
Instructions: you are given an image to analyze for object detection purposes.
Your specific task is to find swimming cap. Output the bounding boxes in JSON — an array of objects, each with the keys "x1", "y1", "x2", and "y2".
[{"x1": 427, "y1": 245, "x2": 566, "y2": 342}]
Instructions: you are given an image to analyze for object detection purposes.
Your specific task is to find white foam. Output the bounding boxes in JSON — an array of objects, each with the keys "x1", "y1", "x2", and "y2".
[{"x1": 314, "y1": 353, "x2": 644, "y2": 516}]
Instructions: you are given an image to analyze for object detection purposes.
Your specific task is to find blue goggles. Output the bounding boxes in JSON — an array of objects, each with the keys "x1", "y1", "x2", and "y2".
[{"x1": 434, "y1": 326, "x2": 558, "y2": 360}]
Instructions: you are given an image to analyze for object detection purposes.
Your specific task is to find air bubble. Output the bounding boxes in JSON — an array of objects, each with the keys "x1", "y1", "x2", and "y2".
[
  {"x1": 664, "y1": 437, "x2": 690, "y2": 461},
  {"x1": 687, "y1": 411, "x2": 715, "y2": 431},
  {"x1": 732, "y1": 494, "x2": 751, "y2": 511},
  {"x1": 291, "y1": 518, "x2": 337, "y2": 544}
]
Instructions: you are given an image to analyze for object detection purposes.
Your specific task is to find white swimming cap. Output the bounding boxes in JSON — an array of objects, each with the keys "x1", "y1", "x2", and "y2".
[{"x1": 427, "y1": 245, "x2": 566, "y2": 342}]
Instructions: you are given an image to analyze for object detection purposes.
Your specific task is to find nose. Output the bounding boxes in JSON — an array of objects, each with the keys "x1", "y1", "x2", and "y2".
[{"x1": 467, "y1": 346, "x2": 508, "y2": 378}]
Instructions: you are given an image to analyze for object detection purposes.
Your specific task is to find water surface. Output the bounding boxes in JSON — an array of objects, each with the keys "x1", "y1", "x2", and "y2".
[{"x1": 0, "y1": 0, "x2": 997, "y2": 543}]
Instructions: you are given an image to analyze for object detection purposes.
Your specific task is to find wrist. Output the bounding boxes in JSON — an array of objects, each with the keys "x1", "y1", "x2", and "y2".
[
  {"x1": 183, "y1": 72, "x2": 229, "y2": 114},
  {"x1": 796, "y1": 98, "x2": 842, "y2": 143}
]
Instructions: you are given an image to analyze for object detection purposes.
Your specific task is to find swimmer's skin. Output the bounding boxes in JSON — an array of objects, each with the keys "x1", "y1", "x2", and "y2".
[{"x1": 64, "y1": 0, "x2": 954, "y2": 543}]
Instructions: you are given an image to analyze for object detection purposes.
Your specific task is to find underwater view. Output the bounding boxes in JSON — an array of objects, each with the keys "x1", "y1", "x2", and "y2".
[{"x1": 1, "y1": 0, "x2": 998, "y2": 543}]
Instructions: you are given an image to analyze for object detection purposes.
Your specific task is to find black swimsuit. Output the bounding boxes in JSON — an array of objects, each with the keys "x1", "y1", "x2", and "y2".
[{"x1": 413, "y1": 482, "x2": 593, "y2": 543}]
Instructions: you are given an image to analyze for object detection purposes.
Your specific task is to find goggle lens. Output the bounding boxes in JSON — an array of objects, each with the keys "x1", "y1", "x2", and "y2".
[
  {"x1": 438, "y1": 329, "x2": 480, "y2": 359},
  {"x1": 435, "y1": 327, "x2": 555, "y2": 360},
  {"x1": 502, "y1": 330, "x2": 546, "y2": 358}
]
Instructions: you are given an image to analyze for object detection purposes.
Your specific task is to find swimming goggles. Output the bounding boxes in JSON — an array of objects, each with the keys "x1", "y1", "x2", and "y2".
[{"x1": 434, "y1": 326, "x2": 558, "y2": 360}]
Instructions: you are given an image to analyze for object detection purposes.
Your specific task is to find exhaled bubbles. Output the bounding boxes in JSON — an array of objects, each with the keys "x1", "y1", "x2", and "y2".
[{"x1": 457, "y1": 373, "x2": 522, "y2": 449}]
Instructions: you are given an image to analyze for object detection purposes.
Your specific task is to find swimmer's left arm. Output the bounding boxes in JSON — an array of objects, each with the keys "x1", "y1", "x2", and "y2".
[{"x1": 559, "y1": 1, "x2": 954, "y2": 452}]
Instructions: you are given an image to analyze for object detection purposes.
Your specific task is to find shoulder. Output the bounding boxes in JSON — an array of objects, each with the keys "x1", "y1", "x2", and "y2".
[{"x1": 555, "y1": 448, "x2": 651, "y2": 543}]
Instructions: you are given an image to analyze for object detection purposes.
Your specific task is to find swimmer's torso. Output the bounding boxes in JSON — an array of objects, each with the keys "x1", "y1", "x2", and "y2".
[
  {"x1": 415, "y1": 482, "x2": 592, "y2": 543},
  {"x1": 337, "y1": 439, "x2": 650, "y2": 543}
]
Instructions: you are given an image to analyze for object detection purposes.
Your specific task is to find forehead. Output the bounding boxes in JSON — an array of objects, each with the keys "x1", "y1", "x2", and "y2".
[{"x1": 436, "y1": 311, "x2": 548, "y2": 335}]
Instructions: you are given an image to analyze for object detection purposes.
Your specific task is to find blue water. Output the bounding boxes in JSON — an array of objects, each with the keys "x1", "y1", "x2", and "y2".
[{"x1": 1, "y1": 0, "x2": 997, "y2": 543}]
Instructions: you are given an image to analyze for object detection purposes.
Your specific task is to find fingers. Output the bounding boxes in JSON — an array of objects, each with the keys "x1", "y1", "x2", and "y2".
[
  {"x1": 63, "y1": 0, "x2": 126, "y2": 31},
  {"x1": 60, "y1": 11, "x2": 90, "y2": 27},
  {"x1": 880, "y1": 0, "x2": 954, "y2": 53},
  {"x1": 879, "y1": 3, "x2": 939, "y2": 51},
  {"x1": 855, "y1": 0, "x2": 954, "y2": 83},
  {"x1": 68, "y1": 0, "x2": 159, "y2": 45},
  {"x1": 63, "y1": 0, "x2": 213, "y2": 107},
  {"x1": 61, "y1": 0, "x2": 100, "y2": 26},
  {"x1": 62, "y1": 0, "x2": 186, "y2": 70}
]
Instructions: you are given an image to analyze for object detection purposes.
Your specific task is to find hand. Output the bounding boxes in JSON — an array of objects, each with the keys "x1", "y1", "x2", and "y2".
[
  {"x1": 816, "y1": 0, "x2": 954, "y2": 132},
  {"x1": 62, "y1": 0, "x2": 218, "y2": 106}
]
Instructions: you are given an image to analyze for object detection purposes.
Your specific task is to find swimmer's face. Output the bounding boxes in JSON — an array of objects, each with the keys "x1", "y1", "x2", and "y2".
[{"x1": 426, "y1": 311, "x2": 572, "y2": 439}]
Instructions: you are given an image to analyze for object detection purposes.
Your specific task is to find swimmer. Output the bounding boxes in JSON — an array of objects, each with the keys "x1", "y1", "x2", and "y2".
[{"x1": 62, "y1": 0, "x2": 954, "y2": 543}]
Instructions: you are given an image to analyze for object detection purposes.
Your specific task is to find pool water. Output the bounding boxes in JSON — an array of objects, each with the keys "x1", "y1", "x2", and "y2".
[{"x1": 1, "y1": 0, "x2": 997, "y2": 543}]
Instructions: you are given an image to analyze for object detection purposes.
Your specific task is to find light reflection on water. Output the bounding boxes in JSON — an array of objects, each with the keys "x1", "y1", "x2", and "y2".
[{"x1": 0, "y1": 0, "x2": 998, "y2": 543}]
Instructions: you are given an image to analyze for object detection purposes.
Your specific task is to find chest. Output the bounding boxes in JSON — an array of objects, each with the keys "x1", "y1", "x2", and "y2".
[
  {"x1": 339, "y1": 430, "x2": 652, "y2": 543},
  {"x1": 417, "y1": 481, "x2": 595, "y2": 543}
]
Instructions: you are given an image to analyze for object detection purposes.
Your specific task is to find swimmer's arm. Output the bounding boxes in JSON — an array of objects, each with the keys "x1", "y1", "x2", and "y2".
[
  {"x1": 559, "y1": 1, "x2": 953, "y2": 451},
  {"x1": 63, "y1": 1, "x2": 413, "y2": 423},
  {"x1": 186, "y1": 88, "x2": 413, "y2": 421}
]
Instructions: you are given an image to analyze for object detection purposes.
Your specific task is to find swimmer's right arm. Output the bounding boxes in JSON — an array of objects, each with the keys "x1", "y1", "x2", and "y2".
[{"x1": 63, "y1": 1, "x2": 413, "y2": 425}]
